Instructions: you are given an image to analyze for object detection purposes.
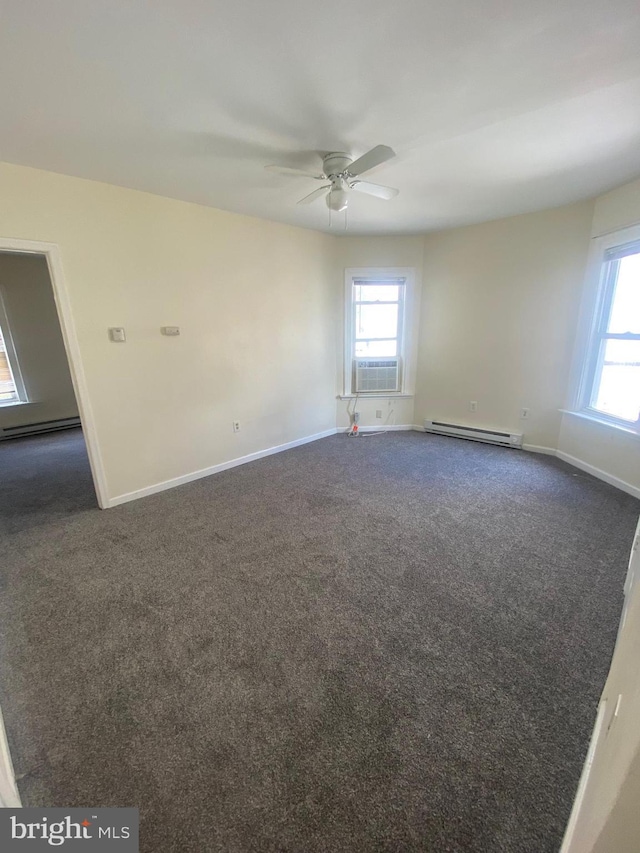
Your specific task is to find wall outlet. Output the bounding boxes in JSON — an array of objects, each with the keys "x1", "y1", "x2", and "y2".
[
  {"x1": 233, "y1": 420, "x2": 241, "y2": 433},
  {"x1": 469, "y1": 401, "x2": 478, "y2": 413},
  {"x1": 520, "y1": 408, "x2": 530, "y2": 419},
  {"x1": 376, "y1": 409, "x2": 382, "y2": 419}
]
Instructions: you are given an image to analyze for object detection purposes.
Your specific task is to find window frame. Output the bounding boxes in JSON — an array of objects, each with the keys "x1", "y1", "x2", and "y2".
[
  {"x1": 343, "y1": 267, "x2": 418, "y2": 397},
  {"x1": 0, "y1": 290, "x2": 28, "y2": 407},
  {"x1": 573, "y1": 225, "x2": 640, "y2": 433}
]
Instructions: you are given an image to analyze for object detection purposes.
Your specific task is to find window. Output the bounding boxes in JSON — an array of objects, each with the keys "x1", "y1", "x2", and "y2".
[
  {"x1": 344, "y1": 268, "x2": 417, "y2": 395},
  {"x1": 353, "y1": 280, "x2": 404, "y2": 358},
  {"x1": 0, "y1": 305, "x2": 27, "y2": 406},
  {"x1": 581, "y1": 238, "x2": 640, "y2": 427}
]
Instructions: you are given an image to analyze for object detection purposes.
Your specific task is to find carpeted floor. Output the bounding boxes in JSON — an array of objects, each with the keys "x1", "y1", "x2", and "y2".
[{"x1": 0, "y1": 429, "x2": 638, "y2": 852}]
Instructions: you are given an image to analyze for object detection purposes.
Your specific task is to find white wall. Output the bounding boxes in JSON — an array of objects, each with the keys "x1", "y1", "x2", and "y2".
[
  {"x1": 0, "y1": 253, "x2": 78, "y2": 429},
  {"x1": 414, "y1": 203, "x2": 594, "y2": 449},
  {"x1": 334, "y1": 236, "x2": 424, "y2": 430},
  {"x1": 0, "y1": 162, "x2": 337, "y2": 503},
  {"x1": 557, "y1": 178, "x2": 640, "y2": 494}
]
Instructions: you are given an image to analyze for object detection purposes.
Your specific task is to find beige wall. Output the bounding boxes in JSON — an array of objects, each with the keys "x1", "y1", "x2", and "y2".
[
  {"x1": 0, "y1": 159, "x2": 637, "y2": 505},
  {"x1": 557, "y1": 416, "x2": 640, "y2": 494},
  {"x1": 334, "y1": 236, "x2": 424, "y2": 430},
  {"x1": 591, "y1": 176, "x2": 640, "y2": 238},
  {"x1": 563, "y1": 520, "x2": 640, "y2": 853},
  {"x1": 0, "y1": 162, "x2": 337, "y2": 502},
  {"x1": 414, "y1": 203, "x2": 593, "y2": 449},
  {"x1": 557, "y1": 178, "x2": 640, "y2": 493},
  {"x1": 592, "y1": 752, "x2": 640, "y2": 853},
  {"x1": 0, "y1": 253, "x2": 78, "y2": 428}
]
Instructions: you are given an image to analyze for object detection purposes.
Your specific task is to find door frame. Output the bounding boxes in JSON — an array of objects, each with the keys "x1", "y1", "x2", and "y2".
[
  {"x1": 0, "y1": 236, "x2": 108, "y2": 508},
  {"x1": 0, "y1": 705, "x2": 20, "y2": 807}
]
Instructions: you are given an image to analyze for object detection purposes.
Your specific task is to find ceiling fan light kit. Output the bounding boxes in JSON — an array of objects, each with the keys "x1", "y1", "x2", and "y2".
[
  {"x1": 265, "y1": 145, "x2": 398, "y2": 215},
  {"x1": 326, "y1": 177, "x2": 349, "y2": 212}
]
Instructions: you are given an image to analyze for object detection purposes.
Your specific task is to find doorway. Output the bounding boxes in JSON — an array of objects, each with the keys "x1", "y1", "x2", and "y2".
[{"x1": 0, "y1": 239, "x2": 106, "y2": 508}]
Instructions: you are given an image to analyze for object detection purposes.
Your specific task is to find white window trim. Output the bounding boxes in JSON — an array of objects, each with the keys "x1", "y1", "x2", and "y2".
[
  {"x1": 567, "y1": 223, "x2": 640, "y2": 436},
  {"x1": 0, "y1": 288, "x2": 28, "y2": 405},
  {"x1": 343, "y1": 267, "x2": 419, "y2": 397}
]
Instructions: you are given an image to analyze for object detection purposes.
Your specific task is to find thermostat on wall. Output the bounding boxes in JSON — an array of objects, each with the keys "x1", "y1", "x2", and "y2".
[{"x1": 161, "y1": 326, "x2": 180, "y2": 336}]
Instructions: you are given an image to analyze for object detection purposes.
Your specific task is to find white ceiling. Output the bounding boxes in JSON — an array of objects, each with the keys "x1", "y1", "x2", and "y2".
[{"x1": 1, "y1": 0, "x2": 640, "y2": 235}]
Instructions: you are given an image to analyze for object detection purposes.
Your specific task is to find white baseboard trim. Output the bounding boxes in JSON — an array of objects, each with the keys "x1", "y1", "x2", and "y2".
[
  {"x1": 556, "y1": 451, "x2": 640, "y2": 500},
  {"x1": 107, "y1": 427, "x2": 339, "y2": 508},
  {"x1": 107, "y1": 426, "x2": 640, "y2": 507},
  {"x1": 523, "y1": 444, "x2": 557, "y2": 455}
]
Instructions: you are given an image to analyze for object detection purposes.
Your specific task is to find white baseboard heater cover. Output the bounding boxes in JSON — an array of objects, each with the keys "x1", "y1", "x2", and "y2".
[
  {"x1": 355, "y1": 357, "x2": 400, "y2": 393},
  {"x1": 0, "y1": 415, "x2": 81, "y2": 441},
  {"x1": 423, "y1": 420, "x2": 523, "y2": 448}
]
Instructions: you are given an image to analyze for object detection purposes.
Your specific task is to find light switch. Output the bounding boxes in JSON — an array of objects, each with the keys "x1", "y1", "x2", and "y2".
[
  {"x1": 161, "y1": 326, "x2": 180, "y2": 336},
  {"x1": 108, "y1": 327, "x2": 126, "y2": 342}
]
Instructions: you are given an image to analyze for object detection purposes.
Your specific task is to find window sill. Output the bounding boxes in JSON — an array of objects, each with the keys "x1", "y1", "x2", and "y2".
[
  {"x1": 0, "y1": 400, "x2": 30, "y2": 409},
  {"x1": 561, "y1": 409, "x2": 640, "y2": 440},
  {"x1": 338, "y1": 393, "x2": 414, "y2": 400}
]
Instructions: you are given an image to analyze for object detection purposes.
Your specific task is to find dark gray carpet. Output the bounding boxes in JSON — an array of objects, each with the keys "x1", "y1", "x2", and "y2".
[{"x1": 0, "y1": 429, "x2": 638, "y2": 852}]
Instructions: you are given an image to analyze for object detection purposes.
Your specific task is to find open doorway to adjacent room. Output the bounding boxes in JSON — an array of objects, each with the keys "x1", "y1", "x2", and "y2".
[{"x1": 0, "y1": 246, "x2": 104, "y2": 515}]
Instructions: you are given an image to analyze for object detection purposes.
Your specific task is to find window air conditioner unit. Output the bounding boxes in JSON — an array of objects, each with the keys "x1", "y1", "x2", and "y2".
[{"x1": 354, "y1": 357, "x2": 400, "y2": 393}]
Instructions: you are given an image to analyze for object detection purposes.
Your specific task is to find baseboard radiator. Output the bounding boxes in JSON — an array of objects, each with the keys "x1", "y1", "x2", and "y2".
[
  {"x1": 423, "y1": 420, "x2": 523, "y2": 449},
  {"x1": 0, "y1": 415, "x2": 81, "y2": 441}
]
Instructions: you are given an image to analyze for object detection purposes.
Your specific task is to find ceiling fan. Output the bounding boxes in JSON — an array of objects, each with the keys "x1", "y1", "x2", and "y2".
[{"x1": 265, "y1": 145, "x2": 398, "y2": 211}]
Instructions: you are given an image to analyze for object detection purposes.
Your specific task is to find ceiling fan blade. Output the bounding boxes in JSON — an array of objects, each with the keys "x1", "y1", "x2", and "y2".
[
  {"x1": 265, "y1": 165, "x2": 324, "y2": 179},
  {"x1": 350, "y1": 180, "x2": 399, "y2": 200},
  {"x1": 347, "y1": 145, "x2": 395, "y2": 176},
  {"x1": 297, "y1": 185, "x2": 331, "y2": 205}
]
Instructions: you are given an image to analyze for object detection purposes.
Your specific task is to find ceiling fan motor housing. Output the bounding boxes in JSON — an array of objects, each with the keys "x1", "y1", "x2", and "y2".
[{"x1": 322, "y1": 152, "x2": 352, "y2": 178}]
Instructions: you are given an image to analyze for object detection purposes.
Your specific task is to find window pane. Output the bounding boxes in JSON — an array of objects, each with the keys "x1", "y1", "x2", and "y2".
[
  {"x1": 607, "y1": 252, "x2": 640, "y2": 334},
  {"x1": 354, "y1": 284, "x2": 400, "y2": 303},
  {"x1": 592, "y1": 339, "x2": 640, "y2": 422},
  {"x1": 355, "y1": 303, "x2": 398, "y2": 340},
  {"x1": 0, "y1": 329, "x2": 17, "y2": 401},
  {"x1": 355, "y1": 339, "x2": 397, "y2": 357}
]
